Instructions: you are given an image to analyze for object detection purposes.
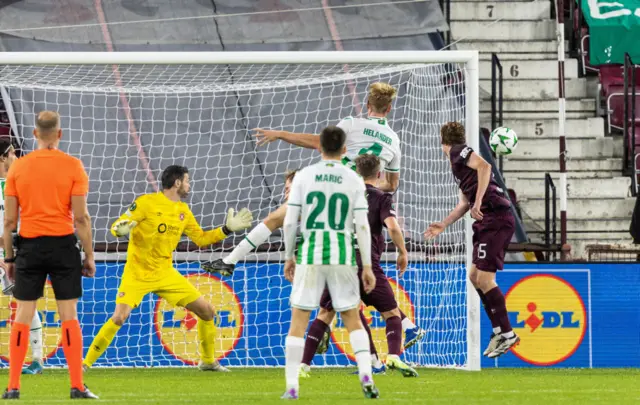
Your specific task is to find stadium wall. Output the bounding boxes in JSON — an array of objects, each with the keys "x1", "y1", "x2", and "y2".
[{"x1": 0, "y1": 262, "x2": 636, "y2": 369}]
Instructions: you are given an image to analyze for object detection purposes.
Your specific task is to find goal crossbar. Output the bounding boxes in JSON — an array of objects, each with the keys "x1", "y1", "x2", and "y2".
[{"x1": 0, "y1": 51, "x2": 479, "y2": 66}]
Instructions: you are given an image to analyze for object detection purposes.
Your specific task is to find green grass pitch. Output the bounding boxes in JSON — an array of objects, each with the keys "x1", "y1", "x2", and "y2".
[{"x1": 4, "y1": 368, "x2": 640, "y2": 404}]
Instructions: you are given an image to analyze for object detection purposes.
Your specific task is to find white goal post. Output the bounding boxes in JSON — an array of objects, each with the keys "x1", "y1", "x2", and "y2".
[{"x1": 0, "y1": 51, "x2": 480, "y2": 371}]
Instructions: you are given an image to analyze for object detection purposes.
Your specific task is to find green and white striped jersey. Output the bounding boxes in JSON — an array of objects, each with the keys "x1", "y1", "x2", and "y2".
[
  {"x1": 337, "y1": 116, "x2": 401, "y2": 173},
  {"x1": 288, "y1": 160, "x2": 368, "y2": 266}
]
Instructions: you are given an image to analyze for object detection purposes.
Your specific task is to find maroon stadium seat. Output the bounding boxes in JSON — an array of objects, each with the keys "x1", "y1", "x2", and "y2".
[
  {"x1": 0, "y1": 125, "x2": 10, "y2": 137},
  {"x1": 606, "y1": 85, "x2": 640, "y2": 131}
]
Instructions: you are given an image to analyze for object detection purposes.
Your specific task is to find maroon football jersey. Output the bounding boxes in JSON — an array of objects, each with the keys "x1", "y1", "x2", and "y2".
[
  {"x1": 449, "y1": 144, "x2": 511, "y2": 211},
  {"x1": 365, "y1": 184, "x2": 396, "y2": 266}
]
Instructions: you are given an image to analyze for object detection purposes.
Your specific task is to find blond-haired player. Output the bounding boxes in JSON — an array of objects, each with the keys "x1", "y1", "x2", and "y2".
[
  {"x1": 83, "y1": 165, "x2": 253, "y2": 371},
  {"x1": 204, "y1": 83, "x2": 424, "y2": 348}
]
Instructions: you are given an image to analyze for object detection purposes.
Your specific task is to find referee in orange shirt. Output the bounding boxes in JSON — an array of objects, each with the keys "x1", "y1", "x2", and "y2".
[{"x1": 2, "y1": 111, "x2": 98, "y2": 400}]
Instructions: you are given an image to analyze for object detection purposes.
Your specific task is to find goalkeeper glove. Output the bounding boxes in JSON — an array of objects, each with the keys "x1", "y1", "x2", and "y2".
[
  {"x1": 111, "y1": 219, "x2": 138, "y2": 237},
  {"x1": 225, "y1": 208, "x2": 253, "y2": 232}
]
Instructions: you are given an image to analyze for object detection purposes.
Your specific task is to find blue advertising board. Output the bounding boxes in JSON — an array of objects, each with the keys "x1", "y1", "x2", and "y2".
[{"x1": 0, "y1": 262, "x2": 637, "y2": 368}]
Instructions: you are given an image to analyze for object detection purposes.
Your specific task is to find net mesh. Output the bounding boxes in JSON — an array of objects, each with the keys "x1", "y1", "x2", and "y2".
[{"x1": 0, "y1": 61, "x2": 469, "y2": 368}]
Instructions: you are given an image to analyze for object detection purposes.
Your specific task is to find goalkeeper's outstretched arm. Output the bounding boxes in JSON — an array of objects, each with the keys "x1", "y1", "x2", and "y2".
[
  {"x1": 111, "y1": 196, "x2": 148, "y2": 237},
  {"x1": 184, "y1": 208, "x2": 254, "y2": 247}
]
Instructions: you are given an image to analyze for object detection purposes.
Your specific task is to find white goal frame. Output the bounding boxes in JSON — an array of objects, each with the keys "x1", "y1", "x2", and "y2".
[{"x1": 1, "y1": 51, "x2": 480, "y2": 371}]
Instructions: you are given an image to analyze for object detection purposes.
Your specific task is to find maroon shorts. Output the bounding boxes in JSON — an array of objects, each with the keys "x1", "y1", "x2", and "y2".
[
  {"x1": 320, "y1": 258, "x2": 398, "y2": 314},
  {"x1": 472, "y1": 209, "x2": 515, "y2": 272}
]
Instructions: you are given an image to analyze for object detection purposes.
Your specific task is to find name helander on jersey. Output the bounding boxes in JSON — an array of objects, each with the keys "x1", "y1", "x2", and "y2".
[{"x1": 337, "y1": 116, "x2": 401, "y2": 173}]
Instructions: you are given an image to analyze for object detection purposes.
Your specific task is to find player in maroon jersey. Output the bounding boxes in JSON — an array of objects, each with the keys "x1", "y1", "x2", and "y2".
[
  {"x1": 424, "y1": 122, "x2": 519, "y2": 358},
  {"x1": 299, "y1": 154, "x2": 421, "y2": 378}
]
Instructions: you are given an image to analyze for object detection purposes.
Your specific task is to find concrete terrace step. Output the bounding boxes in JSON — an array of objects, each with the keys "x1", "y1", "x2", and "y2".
[
  {"x1": 519, "y1": 198, "x2": 635, "y2": 220},
  {"x1": 451, "y1": 21, "x2": 555, "y2": 41},
  {"x1": 513, "y1": 137, "x2": 623, "y2": 159},
  {"x1": 504, "y1": 170, "x2": 619, "y2": 179},
  {"x1": 481, "y1": 118, "x2": 605, "y2": 139},
  {"x1": 479, "y1": 59, "x2": 578, "y2": 80},
  {"x1": 451, "y1": 1, "x2": 551, "y2": 21},
  {"x1": 502, "y1": 158, "x2": 621, "y2": 173},
  {"x1": 514, "y1": 176, "x2": 630, "y2": 198},
  {"x1": 480, "y1": 99, "x2": 596, "y2": 113},
  {"x1": 480, "y1": 79, "x2": 589, "y2": 100},
  {"x1": 526, "y1": 219, "x2": 630, "y2": 232},
  {"x1": 456, "y1": 40, "x2": 558, "y2": 54},
  {"x1": 480, "y1": 111, "x2": 595, "y2": 119},
  {"x1": 528, "y1": 233, "x2": 631, "y2": 243}
]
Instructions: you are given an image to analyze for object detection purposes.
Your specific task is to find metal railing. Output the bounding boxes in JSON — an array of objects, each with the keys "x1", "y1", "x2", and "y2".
[
  {"x1": 623, "y1": 53, "x2": 639, "y2": 195},
  {"x1": 439, "y1": 0, "x2": 451, "y2": 46},
  {"x1": 490, "y1": 53, "x2": 504, "y2": 173},
  {"x1": 544, "y1": 173, "x2": 558, "y2": 261}
]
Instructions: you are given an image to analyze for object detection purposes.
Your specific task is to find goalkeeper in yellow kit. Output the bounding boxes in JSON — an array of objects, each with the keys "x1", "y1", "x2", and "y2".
[{"x1": 83, "y1": 165, "x2": 253, "y2": 371}]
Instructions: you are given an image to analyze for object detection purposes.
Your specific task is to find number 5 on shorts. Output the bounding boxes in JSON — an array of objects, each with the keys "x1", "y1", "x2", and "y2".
[{"x1": 478, "y1": 243, "x2": 487, "y2": 259}]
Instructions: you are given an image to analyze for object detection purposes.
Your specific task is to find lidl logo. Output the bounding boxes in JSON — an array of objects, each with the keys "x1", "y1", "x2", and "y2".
[
  {"x1": 331, "y1": 278, "x2": 414, "y2": 361},
  {"x1": 154, "y1": 274, "x2": 243, "y2": 365},
  {"x1": 0, "y1": 283, "x2": 62, "y2": 364},
  {"x1": 505, "y1": 274, "x2": 586, "y2": 366}
]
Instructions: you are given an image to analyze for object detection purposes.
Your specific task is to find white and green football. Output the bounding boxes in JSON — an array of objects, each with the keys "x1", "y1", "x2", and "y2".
[{"x1": 489, "y1": 127, "x2": 518, "y2": 155}]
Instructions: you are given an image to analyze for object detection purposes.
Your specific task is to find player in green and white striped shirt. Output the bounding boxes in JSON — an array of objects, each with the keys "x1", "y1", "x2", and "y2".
[
  {"x1": 280, "y1": 126, "x2": 378, "y2": 400},
  {"x1": 0, "y1": 140, "x2": 45, "y2": 375},
  {"x1": 206, "y1": 82, "x2": 406, "y2": 275}
]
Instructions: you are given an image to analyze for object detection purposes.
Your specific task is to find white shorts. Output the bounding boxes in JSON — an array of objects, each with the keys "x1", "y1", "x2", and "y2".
[{"x1": 290, "y1": 264, "x2": 359, "y2": 312}]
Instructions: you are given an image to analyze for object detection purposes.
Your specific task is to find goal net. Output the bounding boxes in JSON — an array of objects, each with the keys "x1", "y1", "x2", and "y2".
[{"x1": 0, "y1": 52, "x2": 479, "y2": 370}]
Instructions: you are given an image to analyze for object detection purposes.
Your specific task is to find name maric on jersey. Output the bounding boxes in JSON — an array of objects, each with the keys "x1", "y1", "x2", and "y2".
[
  {"x1": 363, "y1": 128, "x2": 392, "y2": 145},
  {"x1": 315, "y1": 174, "x2": 342, "y2": 184}
]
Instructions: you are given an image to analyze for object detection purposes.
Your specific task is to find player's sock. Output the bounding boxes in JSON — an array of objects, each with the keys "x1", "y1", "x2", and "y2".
[
  {"x1": 285, "y1": 336, "x2": 305, "y2": 392},
  {"x1": 223, "y1": 223, "x2": 272, "y2": 265},
  {"x1": 301, "y1": 319, "x2": 327, "y2": 365},
  {"x1": 83, "y1": 319, "x2": 121, "y2": 367},
  {"x1": 484, "y1": 287, "x2": 514, "y2": 338},
  {"x1": 359, "y1": 311, "x2": 378, "y2": 360},
  {"x1": 30, "y1": 311, "x2": 43, "y2": 364},
  {"x1": 197, "y1": 319, "x2": 216, "y2": 363},
  {"x1": 400, "y1": 311, "x2": 416, "y2": 331},
  {"x1": 349, "y1": 329, "x2": 373, "y2": 381},
  {"x1": 61, "y1": 320, "x2": 84, "y2": 391},
  {"x1": 476, "y1": 288, "x2": 500, "y2": 334},
  {"x1": 8, "y1": 322, "x2": 29, "y2": 390},
  {"x1": 385, "y1": 316, "x2": 402, "y2": 355}
]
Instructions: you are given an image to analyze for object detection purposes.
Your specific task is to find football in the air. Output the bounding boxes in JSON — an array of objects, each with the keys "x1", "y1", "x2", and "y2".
[{"x1": 489, "y1": 127, "x2": 518, "y2": 155}]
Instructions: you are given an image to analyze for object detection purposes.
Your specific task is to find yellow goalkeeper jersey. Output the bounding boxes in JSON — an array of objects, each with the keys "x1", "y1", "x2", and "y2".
[{"x1": 112, "y1": 192, "x2": 227, "y2": 279}]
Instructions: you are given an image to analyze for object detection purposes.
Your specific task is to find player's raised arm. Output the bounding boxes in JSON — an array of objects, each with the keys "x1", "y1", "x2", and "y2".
[
  {"x1": 424, "y1": 191, "x2": 470, "y2": 240},
  {"x1": 465, "y1": 152, "x2": 492, "y2": 221},
  {"x1": 253, "y1": 128, "x2": 320, "y2": 150},
  {"x1": 111, "y1": 196, "x2": 148, "y2": 238},
  {"x1": 184, "y1": 207, "x2": 253, "y2": 247}
]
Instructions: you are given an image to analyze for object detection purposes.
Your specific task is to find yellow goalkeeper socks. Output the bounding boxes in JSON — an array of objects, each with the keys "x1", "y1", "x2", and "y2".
[
  {"x1": 197, "y1": 319, "x2": 216, "y2": 364},
  {"x1": 83, "y1": 319, "x2": 121, "y2": 367}
]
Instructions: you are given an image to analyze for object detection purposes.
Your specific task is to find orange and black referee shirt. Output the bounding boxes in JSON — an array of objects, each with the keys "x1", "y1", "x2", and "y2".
[{"x1": 5, "y1": 149, "x2": 89, "y2": 238}]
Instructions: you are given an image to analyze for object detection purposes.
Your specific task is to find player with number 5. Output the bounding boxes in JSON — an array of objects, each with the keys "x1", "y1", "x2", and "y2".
[{"x1": 424, "y1": 122, "x2": 519, "y2": 359}]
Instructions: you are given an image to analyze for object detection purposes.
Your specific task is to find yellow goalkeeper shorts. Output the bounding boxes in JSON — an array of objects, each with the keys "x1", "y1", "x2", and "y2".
[{"x1": 115, "y1": 268, "x2": 201, "y2": 309}]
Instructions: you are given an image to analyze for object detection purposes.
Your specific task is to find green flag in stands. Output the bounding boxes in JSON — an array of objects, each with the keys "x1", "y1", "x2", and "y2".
[{"x1": 582, "y1": 0, "x2": 640, "y2": 65}]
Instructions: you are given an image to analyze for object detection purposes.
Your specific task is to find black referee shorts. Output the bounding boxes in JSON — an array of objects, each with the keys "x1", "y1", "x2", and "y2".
[{"x1": 13, "y1": 234, "x2": 83, "y2": 301}]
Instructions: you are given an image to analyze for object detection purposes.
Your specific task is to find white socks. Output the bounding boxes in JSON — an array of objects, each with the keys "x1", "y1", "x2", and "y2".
[
  {"x1": 224, "y1": 223, "x2": 272, "y2": 265},
  {"x1": 349, "y1": 329, "x2": 373, "y2": 381},
  {"x1": 401, "y1": 317, "x2": 416, "y2": 332},
  {"x1": 285, "y1": 336, "x2": 305, "y2": 391},
  {"x1": 493, "y1": 327, "x2": 502, "y2": 335},
  {"x1": 30, "y1": 311, "x2": 43, "y2": 363}
]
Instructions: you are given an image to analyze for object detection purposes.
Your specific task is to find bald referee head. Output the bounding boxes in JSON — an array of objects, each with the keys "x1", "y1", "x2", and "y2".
[{"x1": 2, "y1": 110, "x2": 98, "y2": 399}]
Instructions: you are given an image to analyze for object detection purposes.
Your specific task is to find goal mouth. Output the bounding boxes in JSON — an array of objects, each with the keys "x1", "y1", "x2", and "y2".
[{"x1": 0, "y1": 51, "x2": 480, "y2": 370}]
